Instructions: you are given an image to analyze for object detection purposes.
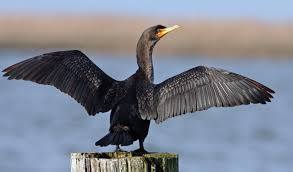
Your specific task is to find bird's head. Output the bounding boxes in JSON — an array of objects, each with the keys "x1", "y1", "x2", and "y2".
[
  {"x1": 136, "y1": 24, "x2": 180, "y2": 73},
  {"x1": 139, "y1": 25, "x2": 180, "y2": 46}
]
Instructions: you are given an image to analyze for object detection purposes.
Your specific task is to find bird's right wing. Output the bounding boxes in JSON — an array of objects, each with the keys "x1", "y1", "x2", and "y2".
[
  {"x1": 152, "y1": 66, "x2": 274, "y2": 123},
  {"x1": 2, "y1": 50, "x2": 126, "y2": 115}
]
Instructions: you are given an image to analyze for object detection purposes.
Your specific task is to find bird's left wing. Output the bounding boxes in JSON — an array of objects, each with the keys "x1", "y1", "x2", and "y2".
[
  {"x1": 151, "y1": 66, "x2": 274, "y2": 123},
  {"x1": 2, "y1": 50, "x2": 126, "y2": 115}
]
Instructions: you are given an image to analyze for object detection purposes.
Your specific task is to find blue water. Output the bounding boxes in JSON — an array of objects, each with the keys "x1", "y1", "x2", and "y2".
[{"x1": 0, "y1": 51, "x2": 292, "y2": 172}]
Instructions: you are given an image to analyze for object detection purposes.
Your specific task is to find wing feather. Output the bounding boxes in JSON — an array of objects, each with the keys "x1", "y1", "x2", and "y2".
[
  {"x1": 152, "y1": 66, "x2": 274, "y2": 123},
  {"x1": 3, "y1": 50, "x2": 126, "y2": 115}
]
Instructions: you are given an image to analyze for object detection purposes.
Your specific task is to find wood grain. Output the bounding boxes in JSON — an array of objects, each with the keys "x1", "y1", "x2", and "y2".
[{"x1": 71, "y1": 152, "x2": 178, "y2": 172}]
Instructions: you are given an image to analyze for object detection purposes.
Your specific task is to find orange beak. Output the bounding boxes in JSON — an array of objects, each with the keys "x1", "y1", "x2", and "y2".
[{"x1": 156, "y1": 25, "x2": 180, "y2": 38}]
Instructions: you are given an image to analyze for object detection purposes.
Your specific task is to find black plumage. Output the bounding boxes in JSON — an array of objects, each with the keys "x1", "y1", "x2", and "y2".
[{"x1": 2, "y1": 25, "x2": 274, "y2": 153}]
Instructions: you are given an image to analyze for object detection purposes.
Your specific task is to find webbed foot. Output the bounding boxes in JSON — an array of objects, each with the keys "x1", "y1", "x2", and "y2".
[
  {"x1": 132, "y1": 148, "x2": 149, "y2": 155},
  {"x1": 131, "y1": 139, "x2": 149, "y2": 155}
]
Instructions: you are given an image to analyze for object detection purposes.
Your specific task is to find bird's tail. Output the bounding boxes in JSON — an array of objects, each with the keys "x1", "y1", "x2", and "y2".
[
  {"x1": 95, "y1": 125, "x2": 135, "y2": 147},
  {"x1": 95, "y1": 132, "x2": 134, "y2": 147}
]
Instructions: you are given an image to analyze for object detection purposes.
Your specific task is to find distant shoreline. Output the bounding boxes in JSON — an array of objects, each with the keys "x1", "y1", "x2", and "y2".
[{"x1": 0, "y1": 15, "x2": 292, "y2": 58}]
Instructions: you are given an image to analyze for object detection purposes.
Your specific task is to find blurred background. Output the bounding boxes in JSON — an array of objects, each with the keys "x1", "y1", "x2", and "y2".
[{"x1": 0, "y1": 0, "x2": 292, "y2": 172}]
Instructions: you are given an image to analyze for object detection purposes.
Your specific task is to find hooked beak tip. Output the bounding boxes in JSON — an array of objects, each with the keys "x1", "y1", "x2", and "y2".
[{"x1": 157, "y1": 25, "x2": 180, "y2": 38}]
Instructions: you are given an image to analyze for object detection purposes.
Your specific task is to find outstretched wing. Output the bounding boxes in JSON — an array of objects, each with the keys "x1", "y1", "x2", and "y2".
[
  {"x1": 2, "y1": 50, "x2": 126, "y2": 115},
  {"x1": 152, "y1": 66, "x2": 274, "y2": 123}
]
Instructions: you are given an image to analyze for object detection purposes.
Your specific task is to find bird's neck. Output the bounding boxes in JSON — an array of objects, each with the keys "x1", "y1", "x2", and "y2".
[{"x1": 136, "y1": 41, "x2": 155, "y2": 82}]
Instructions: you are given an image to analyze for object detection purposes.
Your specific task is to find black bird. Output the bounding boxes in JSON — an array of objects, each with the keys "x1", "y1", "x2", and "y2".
[{"x1": 2, "y1": 25, "x2": 274, "y2": 153}]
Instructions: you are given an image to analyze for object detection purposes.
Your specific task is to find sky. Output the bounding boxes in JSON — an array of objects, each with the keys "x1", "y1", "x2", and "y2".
[{"x1": 1, "y1": 0, "x2": 293, "y2": 22}]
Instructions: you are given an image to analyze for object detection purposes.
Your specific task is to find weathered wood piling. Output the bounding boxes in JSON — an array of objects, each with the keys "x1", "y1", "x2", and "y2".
[{"x1": 71, "y1": 152, "x2": 178, "y2": 172}]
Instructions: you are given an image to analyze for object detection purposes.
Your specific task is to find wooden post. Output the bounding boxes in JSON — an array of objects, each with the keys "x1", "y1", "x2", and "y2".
[{"x1": 71, "y1": 152, "x2": 178, "y2": 172}]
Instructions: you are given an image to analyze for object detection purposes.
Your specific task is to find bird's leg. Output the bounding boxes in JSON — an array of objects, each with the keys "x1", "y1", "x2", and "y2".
[
  {"x1": 115, "y1": 145, "x2": 127, "y2": 152},
  {"x1": 115, "y1": 145, "x2": 121, "y2": 152},
  {"x1": 133, "y1": 139, "x2": 149, "y2": 154},
  {"x1": 115, "y1": 145, "x2": 120, "y2": 151},
  {"x1": 139, "y1": 139, "x2": 145, "y2": 151}
]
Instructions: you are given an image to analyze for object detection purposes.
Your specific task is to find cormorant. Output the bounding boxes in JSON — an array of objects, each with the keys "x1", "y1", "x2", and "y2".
[{"x1": 2, "y1": 25, "x2": 274, "y2": 153}]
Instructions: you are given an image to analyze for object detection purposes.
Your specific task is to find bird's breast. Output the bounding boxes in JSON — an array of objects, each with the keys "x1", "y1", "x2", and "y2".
[{"x1": 136, "y1": 81, "x2": 157, "y2": 120}]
